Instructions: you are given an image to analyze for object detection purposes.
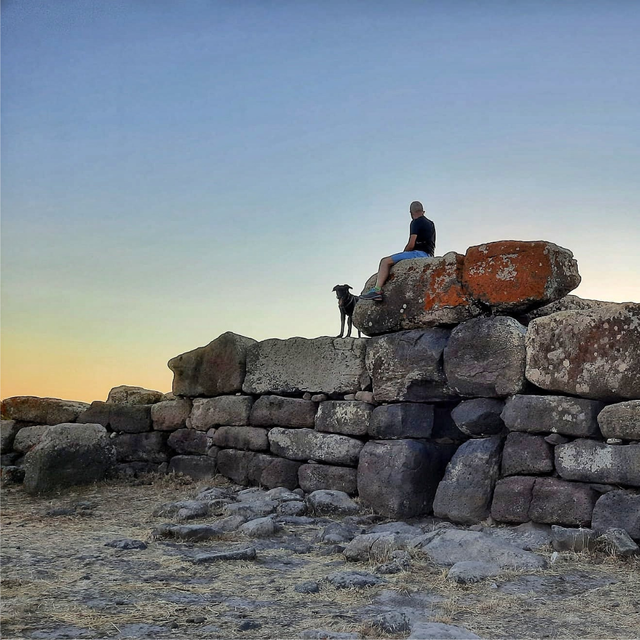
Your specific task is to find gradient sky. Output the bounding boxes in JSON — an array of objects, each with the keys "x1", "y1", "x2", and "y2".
[{"x1": 2, "y1": 1, "x2": 639, "y2": 403}]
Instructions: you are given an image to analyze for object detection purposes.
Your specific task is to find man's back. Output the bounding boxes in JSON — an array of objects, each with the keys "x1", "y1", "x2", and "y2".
[{"x1": 410, "y1": 216, "x2": 436, "y2": 256}]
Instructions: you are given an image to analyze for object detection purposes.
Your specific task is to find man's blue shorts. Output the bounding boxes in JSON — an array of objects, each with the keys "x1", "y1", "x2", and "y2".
[{"x1": 391, "y1": 250, "x2": 432, "y2": 263}]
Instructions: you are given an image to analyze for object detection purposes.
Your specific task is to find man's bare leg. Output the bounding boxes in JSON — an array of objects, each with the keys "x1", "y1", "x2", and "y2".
[{"x1": 375, "y1": 256, "x2": 394, "y2": 289}]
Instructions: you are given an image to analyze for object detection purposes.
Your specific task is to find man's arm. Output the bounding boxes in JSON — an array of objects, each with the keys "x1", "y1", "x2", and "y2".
[{"x1": 403, "y1": 234, "x2": 417, "y2": 251}]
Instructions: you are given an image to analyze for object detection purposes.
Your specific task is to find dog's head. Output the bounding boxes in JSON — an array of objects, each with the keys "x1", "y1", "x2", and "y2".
[{"x1": 332, "y1": 284, "x2": 353, "y2": 301}]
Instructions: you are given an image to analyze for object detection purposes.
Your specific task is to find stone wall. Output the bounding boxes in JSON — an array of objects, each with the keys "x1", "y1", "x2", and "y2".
[{"x1": 2, "y1": 240, "x2": 639, "y2": 540}]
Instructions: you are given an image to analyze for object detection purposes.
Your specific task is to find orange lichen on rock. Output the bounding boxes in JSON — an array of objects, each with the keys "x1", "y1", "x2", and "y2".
[{"x1": 421, "y1": 252, "x2": 471, "y2": 312}]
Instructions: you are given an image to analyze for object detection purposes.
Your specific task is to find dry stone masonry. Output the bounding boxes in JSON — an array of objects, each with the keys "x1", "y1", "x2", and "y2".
[{"x1": 1, "y1": 239, "x2": 638, "y2": 547}]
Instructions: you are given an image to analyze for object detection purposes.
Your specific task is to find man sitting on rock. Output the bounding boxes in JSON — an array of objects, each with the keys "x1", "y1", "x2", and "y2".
[{"x1": 360, "y1": 201, "x2": 436, "y2": 301}]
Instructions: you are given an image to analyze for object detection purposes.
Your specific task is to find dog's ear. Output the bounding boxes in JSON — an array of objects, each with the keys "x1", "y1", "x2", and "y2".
[
  {"x1": 346, "y1": 285, "x2": 352, "y2": 290},
  {"x1": 332, "y1": 285, "x2": 339, "y2": 291}
]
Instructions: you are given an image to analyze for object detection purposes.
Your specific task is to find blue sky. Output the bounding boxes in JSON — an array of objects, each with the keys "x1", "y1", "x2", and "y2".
[{"x1": 2, "y1": 1, "x2": 639, "y2": 401}]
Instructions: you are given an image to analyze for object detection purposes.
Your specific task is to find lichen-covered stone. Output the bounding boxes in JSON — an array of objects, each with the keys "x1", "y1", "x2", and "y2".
[
  {"x1": 525, "y1": 303, "x2": 640, "y2": 401},
  {"x1": 518, "y1": 295, "x2": 612, "y2": 324},
  {"x1": 12, "y1": 425, "x2": 49, "y2": 453},
  {"x1": 501, "y1": 433, "x2": 554, "y2": 476},
  {"x1": 598, "y1": 400, "x2": 640, "y2": 440},
  {"x1": 315, "y1": 401, "x2": 372, "y2": 436},
  {"x1": 353, "y1": 253, "x2": 480, "y2": 335},
  {"x1": 106, "y1": 385, "x2": 164, "y2": 405},
  {"x1": 151, "y1": 398, "x2": 192, "y2": 431},
  {"x1": 369, "y1": 403, "x2": 434, "y2": 439},
  {"x1": 78, "y1": 401, "x2": 153, "y2": 434},
  {"x1": 268, "y1": 428, "x2": 363, "y2": 466},
  {"x1": 243, "y1": 336, "x2": 368, "y2": 395},
  {"x1": 462, "y1": 240, "x2": 581, "y2": 314},
  {"x1": 443, "y1": 317, "x2": 527, "y2": 398},
  {"x1": 1, "y1": 396, "x2": 90, "y2": 425},
  {"x1": 168, "y1": 331, "x2": 256, "y2": 397},
  {"x1": 211, "y1": 426, "x2": 269, "y2": 451},
  {"x1": 190, "y1": 396, "x2": 253, "y2": 430},
  {"x1": 250, "y1": 396, "x2": 317, "y2": 428},
  {"x1": 298, "y1": 463, "x2": 358, "y2": 495},
  {"x1": 365, "y1": 329, "x2": 455, "y2": 403},
  {"x1": 501, "y1": 395, "x2": 603, "y2": 437}
]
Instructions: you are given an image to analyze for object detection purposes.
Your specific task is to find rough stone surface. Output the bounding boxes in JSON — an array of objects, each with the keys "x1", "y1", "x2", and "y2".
[
  {"x1": 433, "y1": 405, "x2": 468, "y2": 442},
  {"x1": 189, "y1": 396, "x2": 253, "y2": 430},
  {"x1": 151, "y1": 398, "x2": 192, "y2": 431},
  {"x1": 597, "y1": 528, "x2": 639, "y2": 556},
  {"x1": 501, "y1": 395, "x2": 603, "y2": 437},
  {"x1": 22, "y1": 423, "x2": 115, "y2": 494},
  {"x1": 343, "y1": 532, "x2": 414, "y2": 562},
  {"x1": 1, "y1": 420, "x2": 21, "y2": 453},
  {"x1": 168, "y1": 331, "x2": 256, "y2": 397},
  {"x1": 447, "y1": 561, "x2": 502, "y2": 584},
  {"x1": 77, "y1": 401, "x2": 153, "y2": 433},
  {"x1": 326, "y1": 570, "x2": 382, "y2": 589},
  {"x1": 217, "y1": 449, "x2": 256, "y2": 485},
  {"x1": 358, "y1": 440, "x2": 452, "y2": 518},
  {"x1": 353, "y1": 253, "x2": 480, "y2": 335},
  {"x1": 462, "y1": 240, "x2": 581, "y2": 314},
  {"x1": 525, "y1": 303, "x2": 640, "y2": 400},
  {"x1": 168, "y1": 455, "x2": 217, "y2": 480},
  {"x1": 211, "y1": 426, "x2": 269, "y2": 451},
  {"x1": 1, "y1": 396, "x2": 90, "y2": 425},
  {"x1": 307, "y1": 490, "x2": 359, "y2": 516},
  {"x1": 408, "y1": 622, "x2": 480, "y2": 639},
  {"x1": 551, "y1": 525, "x2": 597, "y2": 552},
  {"x1": 366, "y1": 329, "x2": 455, "y2": 403},
  {"x1": 259, "y1": 458, "x2": 301, "y2": 490},
  {"x1": 166, "y1": 428, "x2": 209, "y2": 455},
  {"x1": 250, "y1": 396, "x2": 317, "y2": 428},
  {"x1": 243, "y1": 336, "x2": 368, "y2": 395},
  {"x1": 315, "y1": 401, "x2": 372, "y2": 436},
  {"x1": 444, "y1": 317, "x2": 527, "y2": 398},
  {"x1": 519, "y1": 295, "x2": 612, "y2": 324},
  {"x1": 192, "y1": 547, "x2": 257, "y2": 564},
  {"x1": 239, "y1": 516, "x2": 277, "y2": 538},
  {"x1": 113, "y1": 432, "x2": 170, "y2": 463},
  {"x1": 555, "y1": 439, "x2": 640, "y2": 487},
  {"x1": 106, "y1": 385, "x2": 163, "y2": 405},
  {"x1": 598, "y1": 400, "x2": 640, "y2": 440},
  {"x1": 491, "y1": 476, "x2": 537, "y2": 523},
  {"x1": 501, "y1": 432, "x2": 554, "y2": 476},
  {"x1": 433, "y1": 436, "x2": 503, "y2": 524},
  {"x1": 591, "y1": 490, "x2": 640, "y2": 540},
  {"x1": 529, "y1": 477, "x2": 599, "y2": 526},
  {"x1": 268, "y1": 428, "x2": 363, "y2": 466},
  {"x1": 298, "y1": 464, "x2": 358, "y2": 495},
  {"x1": 369, "y1": 403, "x2": 434, "y2": 439},
  {"x1": 451, "y1": 399, "x2": 505, "y2": 437}
]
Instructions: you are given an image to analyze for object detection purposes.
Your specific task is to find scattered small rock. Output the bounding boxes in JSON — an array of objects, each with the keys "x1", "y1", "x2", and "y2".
[
  {"x1": 447, "y1": 561, "x2": 502, "y2": 584},
  {"x1": 372, "y1": 611, "x2": 411, "y2": 633},
  {"x1": 238, "y1": 620, "x2": 261, "y2": 631},
  {"x1": 277, "y1": 500, "x2": 307, "y2": 516},
  {"x1": 186, "y1": 616, "x2": 206, "y2": 624},
  {"x1": 104, "y1": 539, "x2": 148, "y2": 550},
  {"x1": 295, "y1": 580, "x2": 320, "y2": 594},
  {"x1": 192, "y1": 547, "x2": 257, "y2": 564},
  {"x1": 598, "y1": 528, "x2": 640, "y2": 556},
  {"x1": 239, "y1": 516, "x2": 278, "y2": 538},
  {"x1": 307, "y1": 490, "x2": 360, "y2": 516},
  {"x1": 326, "y1": 570, "x2": 383, "y2": 589}
]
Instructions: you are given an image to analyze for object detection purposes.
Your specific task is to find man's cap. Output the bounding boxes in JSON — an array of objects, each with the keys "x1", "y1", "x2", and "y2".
[{"x1": 410, "y1": 201, "x2": 424, "y2": 213}]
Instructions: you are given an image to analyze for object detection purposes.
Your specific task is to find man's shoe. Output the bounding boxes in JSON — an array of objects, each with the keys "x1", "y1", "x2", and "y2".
[{"x1": 359, "y1": 288, "x2": 383, "y2": 301}]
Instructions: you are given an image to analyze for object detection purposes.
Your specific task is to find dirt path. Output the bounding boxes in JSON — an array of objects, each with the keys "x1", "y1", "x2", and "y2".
[{"x1": 2, "y1": 476, "x2": 639, "y2": 639}]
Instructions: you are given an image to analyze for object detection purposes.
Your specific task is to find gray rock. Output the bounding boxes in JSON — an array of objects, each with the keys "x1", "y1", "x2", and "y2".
[
  {"x1": 223, "y1": 500, "x2": 277, "y2": 519},
  {"x1": 298, "y1": 464, "x2": 358, "y2": 495},
  {"x1": 433, "y1": 436, "x2": 503, "y2": 524},
  {"x1": 106, "y1": 385, "x2": 163, "y2": 405},
  {"x1": 311, "y1": 394, "x2": 328, "y2": 402},
  {"x1": 326, "y1": 570, "x2": 382, "y2": 589},
  {"x1": 545, "y1": 434, "x2": 570, "y2": 445},
  {"x1": 104, "y1": 539, "x2": 148, "y2": 550},
  {"x1": 195, "y1": 486, "x2": 231, "y2": 502},
  {"x1": 1, "y1": 466, "x2": 25, "y2": 484},
  {"x1": 250, "y1": 395, "x2": 317, "y2": 428},
  {"x1": 491, "y1": 476, "x2": 535, "y2": 523},
  {"x1": 355, "y1": 391, "x2": 375, "y2": 404},
  {"x1": 307, "y1": 490, "x2": 359, "y2": 516},
  {"x1": 369, "y1": 403, "x2": 434, "y2": 439},
  {"x1": 215, "y1": 515, "x2": 247, "y2": 532},
  {"x1": 411, "y1": 528, "x2": 546, "y2": 569},
  {"x1": 167, "y1": 428, "x2": 209, "y2": 455},
  {"x1": 168, "y1": 455, "x2": 217, "y2": 480},
  {"x1": 368, "y1": 521, "x2": 423, "y2": 537},
  {"x1": 77, "y1": 401, "x2": 153, "y2": 433},
  {"x1": 343, "y1": 532, "x2": 414, "y2": 562},
  {"x1": 319, "y1": 522, "x2": 361, "y2": 544},
  {"x1": 358, "y1": 440, "x2": 452, "y2": 519},
  {"x1": 152, "y1": 523, "x2": 224, "y2": 541},
  {"x1": 353, "y1": 253, "x2": 480, "y2": 336},
  {"x1": 23, "y1": 423, "x2": 115, "y2": 495},
  {"x1": 530, "y1": 477, "x2": 599, "y2": 526},
  {"x1": 268, "y1": 428, "x2": 363, "y2": 466},
  {"x1": 555, "y1": 439, "x2": 640, "y2": 487},
  {"x1": 591, "y1": 490, "x2": 640, "y2": 540},
  {"x1": 300, "y1": 631, "x2": 360, "y2": 640},
  {"x1": 451, "y1": 399, "x2": 505, "y2": 437},
  {"x1": 295, "y1": 581, "x2": 320, "y2": 594},
  {"x1": 481, "y1": 521, "x2": 552, "y2": 551},
  {"x1": 243, "y1": 336, "x2": 368, "y2": 395},
  {"x1": 551, "y1": 525, "x2": 597, "y2": 552},
  {"x1": 153, "y1": 500, "x2": 212, "y2": 519},
  {"x1": 211, "y1": 426, "x2": 268, "y2": 451},
  {"x1": 239, "y1": 516, "x2": 278, "y2": 537},
  {"x1": 151, "y1": 398, "x2": 192, "y2": 431},
  {"x1": 113, "y1": 431, "x2": 170, "y2": 463},
  {"x1": 409, "y1": 622, "x2": 480, "y2": 639},
  {"x1": 519, "y1": 294, "x2": 610, "y2": 324},
  {"x1": 432, "y1": 405, "x2": 468, "y2": 442},
  {"x1": 1, "y1": 396, "x2": 90, "y2": 425},
  {"x1": 192, "y1": 547, "x2": 257, "y2": 563},
  {"x1": 315, "y1": 401, "x2": 372, "y2": 436},
  {"x1": 443, "y1": 316, "x2": 527, "y2": 398},
  {"x1": 598, "y1": 400, "x2": 640, "y2": 440},
  {"x1": 259, "y1": 457, "x2": 302, "y2": 490},
  {"x1": 217, "y1": 449, "x2": 256, "y2": 485},
  {"x1": 501, "y1": 395, "x2": 603, "y2": 437},
  {"x1": 1, "y1": 420, "x2": 22, "y2": 453},
  {"x1": 366, "y1": 329, "x2": 455, "y2": 402},
  {"x1": 447, "y1": 561, "x2": 502, "y2": 584},
  {"x1": 525, "y1": 303, "x2": 640, "y2": 400},
  {"x1": 264, "y1": 487, "x2": 301, "y2": 502},
  {"x1": 597, "y1": 528, "x2": 639, "y2": 556},
  {"x1": 189, "y1": 395, "x2": 253, "y2": 430},
  {"x1": 372, "y1": 611, "x2": 411, "y2": 634},
  {"x1": 277, "y1": 500, "x2": 307, "y2": 516},
  {"x1": 501, "y1": 432, "x2": 554, "y2": 476}
]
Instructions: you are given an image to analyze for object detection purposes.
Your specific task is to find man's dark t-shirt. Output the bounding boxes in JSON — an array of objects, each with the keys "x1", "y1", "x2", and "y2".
[{"x1": 410, "y1": 216, "x2": 436, "y2": 256}]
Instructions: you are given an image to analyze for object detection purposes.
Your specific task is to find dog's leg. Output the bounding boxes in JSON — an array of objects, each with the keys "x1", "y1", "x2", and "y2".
[
  {"x1": 337, "y1": 310, "x2": 346, "y2": 338},
  {"x1": 357, "y1": 328, "x2": 361, "y2": 338},
  {"x1": 346, "y1": 315, "x2": 353, "y2": 338}
]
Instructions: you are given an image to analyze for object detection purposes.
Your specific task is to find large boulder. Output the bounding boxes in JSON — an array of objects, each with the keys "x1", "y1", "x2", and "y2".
[
  {"x1": 12, "y1": 425, "x2": 50, "y2": 453},
  {"x1": 168, "y1": 455, "x2": 217, "y2": 480},
  {"x1": 112, "y1": 432, "x2": 170, "y2": 463},
  {"x1": 268, "y1": 428, "x2": 363, "y2": 466},
  {"x1": 555, "y1": 440, "x2": 640, "y2": 487},
  {"x1": 433, "y1": 436, "x2": 503, "y2": 524},
  {"x1": 462, "y1": 240, "x2": 581, "y2": 314},
  {"x1": 77, "y1": 401, "x2": 153, "y2": 433},
  {"x1": 491, "y1": 476, "x2": 537, "y2": 523},
  {"x1": 298, "y1": 463, "x2": 358, "y2": 495},
  {"x1": 525, "y1": 303, "x2": 640, "y2": 401},
  {"x1": 591, "y1": 490, "x2": 640, "y2": 540},
  {"x1": 598, "y1": 401, "x2": 640, "y2": 440},
  {"x1": 243, "y1": 337, "x2": 368, "y2": 395},
  {"x1": 211, "y1": 426, "x2": 269, "y2": 451},
  {"x1": 217, "y1": 449, "x2": 256, "y2": 485},
  {"x1": 518, "y1": 295, "x2": 612, "y2": 324},
  {"x1": 190, "y1": 396, "x2": 253, "y2": 430},
  {"x1": 501, "y1": 395, "x2": 603, "y2": 437},
  {"x1": 168, "y1": 332, "x2": 256, "y2": 397},
  {"x1": 315, "y1": 401, "x2": 372, "y2": 436},
  {"x1": 451, "y1": 399, "x2": 505, "y2": 438},
  {"x1": 352, "y1": 253, "x2": 480, "y2": 335},
  {"x1": 368, "y1": 403, "x2": 434, "y2": 439},
  {"x1": 365, "y1": 329, "x2": 455, "y2": 403},
  {"x1": 443, "y1": 317, "x2": 527, "y2": 398},
  {"x1": 22, "y1": 423, "x2": 116, "y2": 494},
  {"x1": 501, "y1": 433, "x2": 554, "y2": 476},
  {"x1": 528, "y1": 477, "x2": 599, "y2": 526},
  {"x1": 1, "y1": 396, "x2": 89, "y2": 425},
  {"x1": 106, "y1": 385, "x2": 164, "y2": 405},
  {"x1": 250, "y1": 396, "x2": 317, "y2": 428},
  {"x1": 150, "y1": 398, "x2": 192, "y2": 431},
  {"x1": 357, "y1": 440, "x2": 452, "y2": 518},
  {"x1": 167, "y1": 428, "x2": 210, "y2": 455}
]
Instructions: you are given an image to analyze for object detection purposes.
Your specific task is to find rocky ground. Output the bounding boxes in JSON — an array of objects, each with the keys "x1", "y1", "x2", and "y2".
[{"x1": 2, "y1": 475, "x2": 639, "y2": 640}]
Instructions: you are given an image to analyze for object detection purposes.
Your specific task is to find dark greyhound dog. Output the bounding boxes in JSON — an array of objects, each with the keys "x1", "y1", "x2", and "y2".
[{"x1": 333, "y1": 284, "x2": 361, "y2": 338}]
